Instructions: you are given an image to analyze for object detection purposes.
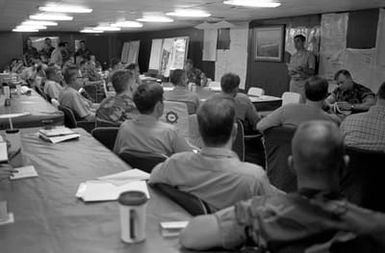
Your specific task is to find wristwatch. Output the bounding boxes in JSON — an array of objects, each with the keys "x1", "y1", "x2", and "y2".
[{"x1": 351, "y1": 104, "x2": 355, "y2": 111}]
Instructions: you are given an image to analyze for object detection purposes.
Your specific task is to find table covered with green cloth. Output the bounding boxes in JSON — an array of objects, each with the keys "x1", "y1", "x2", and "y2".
[
  {"x1": 0, "y1": 90, "x2": 63, "y2": 130},
  {"x1": 0, "y1": 128, "x2": 222, "y2": 253}
]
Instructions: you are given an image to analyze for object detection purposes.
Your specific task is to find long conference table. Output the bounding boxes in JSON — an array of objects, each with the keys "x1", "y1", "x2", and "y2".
[
  {"x1": 161, "y1": 83, "x2": 282, "y2": 114},
  {"x1": 0, "y1": 128, "x2": 231, "y2": 253},
  {"x1": 0, "y1": 90, "x2": 64, "y2": 130}
]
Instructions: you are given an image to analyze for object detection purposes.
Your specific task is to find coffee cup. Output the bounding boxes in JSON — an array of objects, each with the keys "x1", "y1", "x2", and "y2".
[{"x1": 118, "y1": 191, "x2": 148, "y2": 243}]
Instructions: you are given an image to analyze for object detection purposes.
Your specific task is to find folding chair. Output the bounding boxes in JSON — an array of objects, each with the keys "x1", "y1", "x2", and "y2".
[
  {"x1": 91, "y1": 127, "x2": 119, "y2": 151},
  {"x1": 247, "y1": 87, "x2": 265, "y2": 97},
  {"x1": 119, "y1": 150, "x2": 167, "y2": 173},
  {"x1": 281, "y1": 92, "x2": 301, "y2": 105},
  {"x1": 150, "y1": 183, "x2": 211, "y2": 216}
]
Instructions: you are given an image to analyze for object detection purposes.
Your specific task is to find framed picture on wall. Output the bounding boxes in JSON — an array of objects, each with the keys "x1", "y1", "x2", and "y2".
[{"x1": 254, "y1": 25, "x2": 285, "y2": 62}]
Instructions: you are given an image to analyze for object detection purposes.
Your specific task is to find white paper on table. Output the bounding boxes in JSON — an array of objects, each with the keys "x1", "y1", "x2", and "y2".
[
  {"x1": 76, "y1": 180, "x2": 150, "y2": 202},
  {"x1": 0, "y1": 213, "x2": 14, "y2": 226},
  {"x1": 39, "y1": 133, "x2": 80, "y2": 144},
  {"x1": 10, "y1": 165, "x2": 38, "y2": 180},
  {"x1": 98, "y1": 169, "x2": 150, "y2": 186}
]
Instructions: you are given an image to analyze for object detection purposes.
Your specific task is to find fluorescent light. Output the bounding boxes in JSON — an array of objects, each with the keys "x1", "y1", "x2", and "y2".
[
  {"x1": 137, "y1": 16, "x2": 173, "y2": 23},
  {"x1": 112, "y1": 21, "x2": 143, "y2": 28},
  {"x1": 223, "y1": 0, "x2": 281, "y2": 8},
  {"x1": 166, "y1": 9, "x2": 211, "y2": 18},
  {"x1": 30, "y1": 13, "x2": 73, "y2": 21},
  {"x1": 80, "y1": 29, "x2": 104, "y2": 33},
  {"x1": 22, "y1": 20, "x2": 58, "y2": 26},
  {"x1": 94, "y1": 26, "x2": 121, "y2": 31},
  {"x1": 13, "y1": 28, "x2": 39, "y2": 32},
  {"x1": 39, "y1": 4, "x2": 92, "y2": 13},
  {"x1": 17, "y1": 25, "x2": 47, "y2": 30}
]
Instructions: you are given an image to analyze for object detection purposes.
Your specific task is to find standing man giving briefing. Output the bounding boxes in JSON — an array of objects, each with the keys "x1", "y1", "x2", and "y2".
[{"x1": 288, "y1": 34, "x2": 316, "y2": 102}]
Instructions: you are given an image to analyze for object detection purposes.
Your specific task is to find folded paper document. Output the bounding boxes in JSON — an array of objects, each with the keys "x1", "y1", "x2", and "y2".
[
  {"x1": 76, "y1": 170, "x2": 150, "y2": 202},
  {"x1": 39, "y1": 127, "x2": 80, "y2": 144}
]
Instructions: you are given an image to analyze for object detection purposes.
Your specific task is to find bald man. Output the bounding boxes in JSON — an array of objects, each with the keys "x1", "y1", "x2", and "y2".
[{"x1": 180, "y1": 121, "x2": 355, "y2": 251}]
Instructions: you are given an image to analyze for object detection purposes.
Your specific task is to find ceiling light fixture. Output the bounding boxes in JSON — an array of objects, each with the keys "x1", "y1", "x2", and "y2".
[
  {"x1": 136, "y1": 16, "x2": 173, "y2": 23},
  {"x1": 94, "y1": 26, "x2": 121, "y2": 31},
  {"x1": 223, "y1": 0, "x2": 281, "y2": 8},
  {"x1": 13, "y1": 28, "x2": 39, "y2": 32},
  {"x1": 39, "y1": 3, "x2": 93, "y2": 13},
  {"x1": 17, "y1": 25, "x2": 47, "y2": 30},
  {"x1": 166, "y1": 9, "x2": 211, "y2": 17},
  {"x1": 112, "y1": 21, "x2": 143, "y2": 28},
  {"x1": 22, "y1": 20, "x2": 58, "y2": 26},
  {"x1": 80, "y1": 29, "x2": 104, "y2": 33},
  {"x1": 30, "y1": 13, "x2": 73, "y2": 21}
]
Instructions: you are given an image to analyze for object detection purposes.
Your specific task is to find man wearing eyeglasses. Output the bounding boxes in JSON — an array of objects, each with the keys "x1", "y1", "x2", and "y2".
[{"x1": 58, "y1": 65, "x2": 96, "y2": 121}]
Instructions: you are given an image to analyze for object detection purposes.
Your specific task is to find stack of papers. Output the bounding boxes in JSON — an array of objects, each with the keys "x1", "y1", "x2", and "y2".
[
  {"x1": 39, "y1": 127, "x2": 80, "y2": 144},
  {"x1": 160, "y1": 221, "x2": 189, "y2": 237},
  {"x1": 76, "y1": 169, "x2": 150, "y2": 202}
]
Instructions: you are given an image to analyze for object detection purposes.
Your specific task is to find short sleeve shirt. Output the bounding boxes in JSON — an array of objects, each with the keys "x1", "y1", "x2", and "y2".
[
  {"x1": 331, "y1": 82, "x2": 375, "y2": 104},
  {"x1": 288, "y1": 50, "x2": 316, "y2": 80},
  {"x1": 113, "y1": 115, "x2": 192, "y2": 156},
  {"x1": 58, "y1": 86, "x2": 94, "y2": 120},
  {"x1": 149, "y1": 147, "x2": 280, "y2": 211},
  {"x1": 44, "y1": 80, "x2": 63, "y2": 100},
  {"x1": 96, "y1": 94, "x2": 138, "y2": 124}
]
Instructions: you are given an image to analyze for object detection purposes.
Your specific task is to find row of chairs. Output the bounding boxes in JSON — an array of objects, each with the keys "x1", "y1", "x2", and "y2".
[{"x1": 263, "y1": 126, "x2": 385, "y2": 212}]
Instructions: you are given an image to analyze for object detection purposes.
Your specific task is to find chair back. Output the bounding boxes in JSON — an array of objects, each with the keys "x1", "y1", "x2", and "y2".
[
  {"x1": 161, "y1": 101, "x2": 189, "y2": 138},
  {"x1": 263, "y1": 126, "x2": 297, "y2": 192},
  {"x1": 188, "y1": 114, "x2": 203, "y2": 148},
  {"x1": 83, "y1": 84, "x2": 97, "y2": 103},
  {"x1": 341, "y1": 147, "x2": 385, "y2": 212},
  {"x1": 248, "y1": 87, "x2": 265, "y2": 97},
  {"x1": 151, "y1": 183, "x2": 211, "y2": 216},
  {"x1": 208, "y1": 81, "x2": 221, "y2": 91},
  {"x1": 96, "y1": 118, "x2": 120, "y2": 128},
  {"x1": 232, "y1": 120, "x2": 245, "y2": 161},
  {"x1": 282, "y1": 92, "x2": 301, "y2": 105},
  {"x1": 58, "y1": 105, "x2": 77, "y2": 128},
  {"x1": 119, "y1": 150, "x2": 167, "y2": 173},
  {"x1": 91, "y1": 127, "x2": 119, "y2": 151}
]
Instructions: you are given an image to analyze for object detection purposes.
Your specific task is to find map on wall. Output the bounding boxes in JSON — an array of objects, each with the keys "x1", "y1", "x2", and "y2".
[
  {"x1": 318, "y1": 13, "x2": 349, "y2": 83},
  {"x1": 148, "y1": 37, "x2": 189, "y2": 77}
]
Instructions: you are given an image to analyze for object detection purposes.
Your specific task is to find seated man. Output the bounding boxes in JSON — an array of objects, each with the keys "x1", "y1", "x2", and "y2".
[
  {"x1": 184, "y1": 59, "x2": 207, "y2": 87},
  {"x1": 180, "y1": 121, "x2": 360, "y2": 251},
  {"x1": 126, "y1": 63, "x2": 142, "y2": 87},
  {"x1": 257, "y1": 76, "x2": 341, "y2": 132},
  {"x1": 96, "y1": 70, "x2": 138, "y2": 124},
  {"x1": 164, "y1": 69, "x2": 200, "y2": 114},
  {"x1": 113, "y1": 82, "x2": 192, "y2": 157},
  {"x1": 216, "y1": 73, "x2": 260, "y2": 132},
  {"x1": 325, "y1": 69, "x2": 375, "y2": 113},
  {"x1": 149, "y1": 97, "x2": 279, "y2": 212},
  {"x1": 341, "y1": 81, "x2": 385, "y2": 151},
  {"x1": 43, "y1": 66, "x2": 63, "y2": 100},
  {"x1": 58, "y1": 65, "x2": 96, "y2": 121}
]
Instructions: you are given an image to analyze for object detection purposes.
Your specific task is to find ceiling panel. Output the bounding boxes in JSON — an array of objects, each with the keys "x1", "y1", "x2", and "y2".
[{"x1": 0, "y1": 0, "x2": 384, "y2": 32}]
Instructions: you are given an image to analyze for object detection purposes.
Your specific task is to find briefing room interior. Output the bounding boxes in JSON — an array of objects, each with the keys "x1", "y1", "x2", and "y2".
[{"x1": 1, "y1": 0, "x2": 385, "y2": 252}]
